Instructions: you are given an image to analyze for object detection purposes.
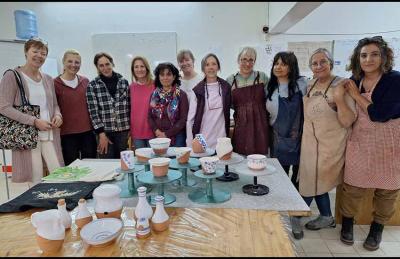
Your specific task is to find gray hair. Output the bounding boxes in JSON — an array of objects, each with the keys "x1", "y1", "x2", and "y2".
[
  {"x1": 309, "y1": 48, "x2": 334, "y2": 70},
  {"x1": 237, "y1": 47, "x2": 257, "y2": 63}
]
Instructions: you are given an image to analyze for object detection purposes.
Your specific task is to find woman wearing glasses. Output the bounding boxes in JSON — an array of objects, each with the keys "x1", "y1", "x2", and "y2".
[
  {"x1": 0, "y1": 38, "x2": 64, "y2": 184},
  {"x1": 148, "y1": 62, "x2": 189, "y2": 147},
  {"x1": 227, "y1": 47, "x2": 269, "y2": 155},
  {"x1": 297, "y1": 48, "x2": 356, "y2": 236},
  {"x1": 54, "y1": 49, "x2": 97, "y2": 165},
  {"x1": 186, "y1": 53, "x2": 231, "y2": 149},
  {"x1": 339, "y1": 37, "x2": 400, "y2": 251}
]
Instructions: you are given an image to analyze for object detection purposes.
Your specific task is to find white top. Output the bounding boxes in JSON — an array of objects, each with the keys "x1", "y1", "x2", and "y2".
[
  {"x1": 180, "y1": 73, "x2": 204, "y2": 102},
  {"x1": 61, "y1": 76, "x2": 78, "y2": 88},
  {"x1": 186, "y1": 81, "x2": 226, "y2": 149},
  {"x1": 266, "y1": 77, "x2": 308, "y2": 125},
  {"x1": 21, "y1": 71, "x2": 53, "y2": 141}
]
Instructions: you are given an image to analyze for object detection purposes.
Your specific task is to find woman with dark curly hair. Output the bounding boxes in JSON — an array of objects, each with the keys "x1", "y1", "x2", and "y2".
[
  {"x1": 148, "y1": 62, "x2": 189, "y2": 147},
  {"x1": 339, "y1": 36, "x2": 400, "y2": 251}
]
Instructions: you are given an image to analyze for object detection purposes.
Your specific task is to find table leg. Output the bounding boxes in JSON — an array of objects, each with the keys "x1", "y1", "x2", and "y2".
[
  {"x1": 242, "y1": 176, "x2": 269, "y2": 196},
  {"x1": 216, "y1": 165, "x2": 239, "y2": 182},
  {"x1": 178, "y1": 168, "x2": 197, "y2": 187},
  {"x1": 148, "y1": 183, "x2": 176, "y2": 205}
]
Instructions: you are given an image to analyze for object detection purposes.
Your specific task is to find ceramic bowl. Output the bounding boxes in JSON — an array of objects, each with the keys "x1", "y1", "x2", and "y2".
[
  {"x1": 247, "y1": 154, "x2": 267, "y2": 170},
  {"x1": 80, "y1": 218, "x2": 123, "y2": 247},
  {"x1": 148, "y1": 157, "x2": 171, "y2": 177},
  {"x1": 149, "y1": 138, "x2": 171, "y2": 155},
  {"x1": 175, "y1": 147, "x2": 191, "y2": 164},
  {"x1": 199, "y1": 156, "x2": 219, "y2": 175},
  {"x1": 135, "y1": 148, "x2": 153, "y2": 162}
]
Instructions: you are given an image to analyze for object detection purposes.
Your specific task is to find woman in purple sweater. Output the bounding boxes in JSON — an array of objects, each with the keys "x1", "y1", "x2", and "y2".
[{"x1": 148, "y1": 63, "x2": 189, "y2": 147}]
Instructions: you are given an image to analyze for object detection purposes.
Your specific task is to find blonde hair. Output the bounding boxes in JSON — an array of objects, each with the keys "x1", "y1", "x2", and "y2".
[
  {"x1": 131, "y1": 56, "x2": 153, "y2": 85},
  {"x1": 62, "y1": 49, "x2": 81, "y2": 63}
]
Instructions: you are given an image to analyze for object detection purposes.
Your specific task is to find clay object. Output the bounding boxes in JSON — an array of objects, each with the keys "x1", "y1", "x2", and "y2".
[
  {"x1": 216, "y1": 137, "x2": 233, "y2": 160},
  {"x1": 36, "y1": 235, "x2": 64, "y2": 253},
  {"x1": 135, "y1": 148, "x2": 153, "y2": 162},
  {"x1": 75, "y1": 198, "x2": 93, "y2": 229},
  {"x1": 57, "y1": 199, "x2": 72, "y2": 229},
  {"x1": 134, "y1": 186, "x2": 153, "y2": 220},
  {"x1": 175, "y1": 147, "x2": 191, "y2": 164},
  {"x1": 247, "y1": 154, "x2": 267, "y2": 170},
  {"x1": 151, "y1": 195, "x2": 169, "y2": 232},
  {"x1": 149, "y1": 138, "x2": 171, "y2": 155},
  {"x1": 136, "y1": 217, "x2": 151, "y2": 239},
  {"x1": 192, "y1": 134, "x2": 207, "y2": 153},
  {"x1": 93, "y1": 184, "x2": 123, "y2": 219},
  {"x1": 199, "y1": 156, "x2": 219, "y2": 175},
  {"x1": 120, "y1": 150, "x2": 135, "y2": 170},
  {"x1": 149, "y1": 157, "x2": 171, "y2": 177}
]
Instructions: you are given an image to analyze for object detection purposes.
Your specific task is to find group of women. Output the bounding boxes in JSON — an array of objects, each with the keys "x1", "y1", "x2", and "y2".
[{"x1": 0, "y1": 36, "x2": 399, "y2": 251}]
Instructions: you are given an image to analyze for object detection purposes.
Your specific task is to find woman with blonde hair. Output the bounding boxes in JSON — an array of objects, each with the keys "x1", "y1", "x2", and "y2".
[
  {"x1": 54, "y1": 49, "x2": 97, "y2": 165},
  {"x1": 130, "y1": 56, "x2": 155, "y2": 148},
  {"x1": 0, "y1": 38, "x2": 64, "y2": 184}
]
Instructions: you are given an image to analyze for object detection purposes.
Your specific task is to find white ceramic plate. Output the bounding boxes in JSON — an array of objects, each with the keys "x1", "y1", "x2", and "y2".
[{"x1": 80, "y1": 218, "x2": 123, "y2": 246}]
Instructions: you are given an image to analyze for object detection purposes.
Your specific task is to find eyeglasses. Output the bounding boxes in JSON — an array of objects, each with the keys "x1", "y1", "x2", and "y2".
[
  {"x1": 240, "y1": 58, "x2": 255, "y2": 64},
  {"x1": 311, "y1": 59, "x2": 329, "y2": 68},
  {"x1": 27, "y1": 37, "x2": 48, "y2": 46}
]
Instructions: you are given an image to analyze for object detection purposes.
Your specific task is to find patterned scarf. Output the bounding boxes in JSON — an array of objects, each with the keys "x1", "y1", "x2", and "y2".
[{"x1": 150, "y1": 86, "x2": 181, "y2": 124}]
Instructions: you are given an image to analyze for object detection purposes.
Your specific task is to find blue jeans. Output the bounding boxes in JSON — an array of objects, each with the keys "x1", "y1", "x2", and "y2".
[
  {"x1": 173, "y1": 131, "x2": 186, "y2": 147},
  {"x1": 133, "y1": 139, "x2": 150, "y2": 149},
  {"x1": 302, "y1": 192, "x2": 332, "y2": 217}
]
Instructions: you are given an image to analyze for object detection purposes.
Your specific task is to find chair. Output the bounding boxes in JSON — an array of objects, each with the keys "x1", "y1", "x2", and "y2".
[{"x1": 1, "y1": 149, "x2": 10, "y2": 200}]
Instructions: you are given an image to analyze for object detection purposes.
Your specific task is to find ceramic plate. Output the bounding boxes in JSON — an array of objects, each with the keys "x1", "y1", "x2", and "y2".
[{"x1": 80, "y1": 218, "x2": 123, "y2": 246}]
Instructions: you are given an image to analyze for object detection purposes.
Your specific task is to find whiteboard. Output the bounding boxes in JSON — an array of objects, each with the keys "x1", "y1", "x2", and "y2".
[
  {"x1": 91, "y1": 32, "x2": 177, "y2": 81},
  {"x1": 333, "y1": 37, "x2": 400, "y2": 78}
]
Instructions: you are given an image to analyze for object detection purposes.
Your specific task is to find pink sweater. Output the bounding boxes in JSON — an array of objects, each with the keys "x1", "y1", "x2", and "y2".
[{"x1": 130, "y1": 82, "x2": 155, "y2": 139}]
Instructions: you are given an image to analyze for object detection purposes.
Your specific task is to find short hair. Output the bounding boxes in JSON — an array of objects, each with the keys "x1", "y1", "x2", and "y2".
[
  {"x1": 93, "y1": 52, "x2": 114, "y2": 67},
  {"x1": 24, "y1": 37, "x2": 48, "y2": 55},
  {"x1": 62, "y1": 49, "x2": 81, "y2": 63},
  {"x1": 177, "y1": 49, "x2": 195, "y2": 63},
  {"x1": 131, "y1": 56, "x2": 153, "y2": 84},
  {"x1": 237, "y1": 47, "x2": 257, "y2": 63},
  {"x1": 153, "y1": 62, "x2": 181, "y2": 89},
  {"x1": 308, "y1": 48, "x2": 334, "y2": 70},
  {"x1": 347, "y1": 36, "x2": 394, "y2": 80},
  {"x1": 201, "y1": 53, "x2": 221, "y2": 73}
]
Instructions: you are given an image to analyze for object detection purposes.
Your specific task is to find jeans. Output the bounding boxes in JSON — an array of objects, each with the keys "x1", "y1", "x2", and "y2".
[
  {"x1": 302, "y1": 192, "x2": 332, "y2": 217},
  {"x1": 282, "y1": 165, "x2": 299, "y2": 190},
  {"x1": 98, "y1": 130, "x2": 130, "y2": 159},
  {"x1": 61, "y1": 130, "x2": 97, "y2": 165},
  {"x1": 133, "y1": 139, "x2": 150, "y2": 149},
  {"x1": 173, "y1": 131, "x2": 186, "y2": 147}
]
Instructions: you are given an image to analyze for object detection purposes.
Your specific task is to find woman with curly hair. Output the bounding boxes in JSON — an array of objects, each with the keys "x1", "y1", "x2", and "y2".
[
  {"x1": 148, "y1": 62, "x2": 189, "y2": 147},
  {"x1": 339, "y1": 36, "x2": 400, "y2": 251}
]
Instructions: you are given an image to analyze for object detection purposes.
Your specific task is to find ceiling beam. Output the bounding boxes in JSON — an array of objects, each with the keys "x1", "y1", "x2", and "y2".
[{"x1": 269, "y1": 2, "x2": 323, "y2": 34}]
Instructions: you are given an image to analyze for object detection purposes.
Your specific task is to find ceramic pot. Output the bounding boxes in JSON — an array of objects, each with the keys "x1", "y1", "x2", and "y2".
[
  {"x1": 148, "y1": 157, "x2": 170, "y2": 177},
  {"x1": 149, "y1": 138, "x2": 171, "y2": 155},
  {"x1": 192, "y1": 134, "x2": 207, "y2": 153},
  {"x1": 93, "y1": 184, "x2": 123, "y2": 219},
  {"x1": 135, "y1": 148, "x2": 153, "y2": 162},
  {"x1": 120, "y1": 150, "x2": 135, "y2": 170},
  {"x1": 216, "y1": 137, "x2": 233, "y2": 160},
  {"x1": 175, "y1": 147, "x2": 191, "y2": 164},
  {"x1": 199, "y1": 156, "x2": 219, "y2": 175},
  {"x1": 247, "y1": 154, "x2": 267, "y2": 170}
]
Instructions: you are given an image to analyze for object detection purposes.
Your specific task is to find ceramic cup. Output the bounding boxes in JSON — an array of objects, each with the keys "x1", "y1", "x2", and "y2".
[
  {"x1": 120, "y1": 150, "x2": 135, "y2": 170},
  {"x1": 149, "y1": 138, "x2": 171, "y2": 155},
  {"x1": 247, "y1": 154, "x2": 267, "y2": 170},
  {"x1": 149, "y1": 157, "x2": 171, "y2": 177},
  {"x1": 175, "y1": 147, "x2": 191, "y2": 164},
  {"x1": 199, "y1": 156, "x2": 219, "y2": 175},
  {"x1": 192, "y1": 134, "x2": 207, "y2": 153},
  {"x1": 135, "y1": 148, "x2": 153, "y2": 162}
]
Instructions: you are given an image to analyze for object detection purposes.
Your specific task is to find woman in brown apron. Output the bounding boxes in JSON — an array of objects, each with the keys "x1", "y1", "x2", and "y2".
[
  {"x1": 339, "y1": 37, "x2": 400, "y2": 251},
  {"x1": 227, "y1": 47, "x2": 269, "y2": 156},
  {"x1": 297, "y1": 48, "x2": 356, "y2": 237}
]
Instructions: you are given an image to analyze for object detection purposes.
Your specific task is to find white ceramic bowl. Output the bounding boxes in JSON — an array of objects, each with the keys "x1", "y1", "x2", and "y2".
[
  {"x1": 247, "y1": 154, "x2": 267, "y2": 170},
  {"x1": 175, "y1": 147, "x2": 191, "y2": 158},
  {"x1": 199, "y1": 156, "x2": 219, "y2": 174},
  {"x1": 148, "y1": 157, "x2": 171, "y2": 177},
  {"x1": 135, "y1": 148, "x2": 153, "y2": 159},
  {"x1": 149, "y1": 138, "x2": 171, "y2": 150},
  {"x1": 80, "y1": 218, "x2": 123, "y2": 246},
  {"x1": 148, "y1": 157, "x2": 171, "y2": 167}
]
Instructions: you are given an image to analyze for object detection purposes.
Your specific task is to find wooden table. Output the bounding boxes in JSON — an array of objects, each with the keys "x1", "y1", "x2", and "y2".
[{"x1": 0, "y1": 207, "x2": 295, "y2": 257}]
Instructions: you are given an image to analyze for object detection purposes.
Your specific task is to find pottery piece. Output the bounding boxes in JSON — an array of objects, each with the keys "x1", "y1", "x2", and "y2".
[
  {"x1": 120, "y1": 150, "x2": 135, "y2": 170},
  {"x1": 247, "y1": 154, "x2": 267, "y2": 170},
  {"x1": 175, "y1": 147, "x2": 191, "y2": 164},
  {"x1": 93, "y1": 184, "x2": 123, "y2": 219},
  {"x1": 192, "y1": 134, "x2": 207, "y2": 153},
  {"x1": 80, "y1": 218, "x2": 123, "y2": 246},
  {"x1": 75, "y1": 198, "x2": 93, "y2": 229},
  {"x1": 148, "y1": 157, "x2": 171, "y2": 177},
  {"x1": 57, "y1": 199, "x2": 72, "y2": 229},
  {"x1": 134, "y1": 186, "x2": 153, "y2": 220},
  {"x1": 151, "y1": 195, "x2": 169, "y2": 232},
  {"x1": 216, "y1": 137, "x2": 233, "y2": 160},
  {"x1": 135, "y1": 148, "x2": 153, "y2": 162},
  {"x1": 149, "y1": 138, "x2": 171, "y2": 155},
  {"x1": 199, "y1": 156, "x2": 219, "y2": 175}
]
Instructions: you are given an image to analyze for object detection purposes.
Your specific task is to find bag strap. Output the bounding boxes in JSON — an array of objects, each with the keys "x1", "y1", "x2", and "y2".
[{"x1": 3, "y1": 69, "x2": 30, "y2": 106}]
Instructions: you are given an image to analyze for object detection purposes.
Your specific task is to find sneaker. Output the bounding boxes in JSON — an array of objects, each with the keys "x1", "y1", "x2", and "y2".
[
  {"x1": 290, "y1": 216, "x2": 304, "y2": 239},
  {"x1": 305, "y1": 215, "x2": 336, "y2": 230}
]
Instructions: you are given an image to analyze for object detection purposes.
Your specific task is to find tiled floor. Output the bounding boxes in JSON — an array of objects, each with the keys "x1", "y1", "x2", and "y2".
[{"x1": 1, "y1": 173, "x2": 400, "y2": 257}]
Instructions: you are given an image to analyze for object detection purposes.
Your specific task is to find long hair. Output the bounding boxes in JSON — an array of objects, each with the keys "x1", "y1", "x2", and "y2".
[
  {"x1": 153, "y1": 62, "x2": 181, "y2": 89},
  {"x1": 347, "y1": 36, "x2": 394, "y2": 80},
  {"x1": 267, "y1": 51, "x2": 300, "y2": 101},
  {"x1": 130, "y1": 56, "x2": 153, "y2": 85}
]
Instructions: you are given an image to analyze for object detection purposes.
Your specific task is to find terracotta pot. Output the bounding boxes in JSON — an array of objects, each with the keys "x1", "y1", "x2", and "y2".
[
  {"x1": 95, "y1": 208, "x2": 123, "y2": 219},
  {"x1": 152, "y1": 220, "x2": 169, "y2": 232},
  {"x1": 153, "y1": 148, "x2": 168, "y2": 155},
  {"x1": 136, "y1": 154, "x2": 151, "y2": 163},
  {"x1": 151, "y1": 164, "x2": 169, "y2": 177},
  {"x1": 192, "y1": 139, "x2": 205, "y2": 153},
  {"x1": 219, "y1": 151, "x2": 232, "y2": 160},
  {"x1": 36, "y1": 234, "x2": 64, "y2": 253},
  {"x1": 75, "y1": 216, "x2": 93, "y2": 229}
]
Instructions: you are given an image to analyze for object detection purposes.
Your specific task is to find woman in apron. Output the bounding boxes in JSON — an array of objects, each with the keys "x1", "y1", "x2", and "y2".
[
  {"x1": 298, "y1": 48, "x2": 356, "y2": 236},
  {"x1": 266, "y1": 52, "x2": 308, "y2": 239},
  {"x1": 339, "y1": 37, "x2": 400, "y2": 251},
  {"x1": 227, "y1": 47, "x2": 269, "y2": 155}
]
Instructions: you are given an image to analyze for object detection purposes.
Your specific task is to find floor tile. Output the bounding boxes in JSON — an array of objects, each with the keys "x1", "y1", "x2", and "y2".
[
  {"x1": 325, "y1": 239, "x2": 358, "y2": 254},
  {"x1": 296, "y1": 252, "x2": 306, "y2": 257},
  {"x1": 306, "y1": 252, "x2": 333, "y2": 257},
  {"x1": 353, "y1": 241, "x2": 386, "y2": 256},
  {"x1": 303, "y1": 228, "x2": 322, "y2": 239},
  {"x1": 300, "y1": 239, "x2": 330, "y2": 253},
  {"x1": 379, "y1": 241, "x2": 400, "y2": 256},
  {"x1": 332, "y1": 253, "x2": 359, "y2": 257}
]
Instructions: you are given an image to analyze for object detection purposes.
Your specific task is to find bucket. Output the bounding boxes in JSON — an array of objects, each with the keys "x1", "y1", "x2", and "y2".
[{"x1": 14, "y1": 10, "x2": 38, "y2": 39}]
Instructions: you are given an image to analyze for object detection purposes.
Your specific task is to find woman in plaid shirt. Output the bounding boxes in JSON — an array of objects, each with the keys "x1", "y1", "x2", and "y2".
[{"x1": 86, "y1": 52, "x2": 130, "y2": 158}]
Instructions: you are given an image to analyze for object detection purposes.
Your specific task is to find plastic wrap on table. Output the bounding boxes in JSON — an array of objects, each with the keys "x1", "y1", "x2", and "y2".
[{"x1": 0, "y1": 207, "x2": 295, "y2": 257}]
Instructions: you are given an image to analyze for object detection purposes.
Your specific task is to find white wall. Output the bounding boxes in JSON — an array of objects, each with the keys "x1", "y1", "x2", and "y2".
[{"x1": 0, "y1": 2, "x2": 268, "y2": 80}]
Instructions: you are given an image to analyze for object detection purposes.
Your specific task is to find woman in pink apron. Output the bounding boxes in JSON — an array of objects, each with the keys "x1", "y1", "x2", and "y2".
[
  {"x1": 298, "y1": 48, "x2": 356, "y2": 238},
  {"x1": 339, "y1": 36, "x2": 400, "y2": 251}
]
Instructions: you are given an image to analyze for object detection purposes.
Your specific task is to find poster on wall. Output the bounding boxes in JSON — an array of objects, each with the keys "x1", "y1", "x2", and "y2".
[
  {"x1": 257, "y1": 43, "x2": 288, "y2": 75},
  {"x1": 288, "y1": 41, "x2": 333, "y2": 78}
]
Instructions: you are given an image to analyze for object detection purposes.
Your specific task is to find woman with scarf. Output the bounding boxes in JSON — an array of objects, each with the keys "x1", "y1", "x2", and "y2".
[{"x1": 148, "y1": 62, "x2": 189, "y2": 147}]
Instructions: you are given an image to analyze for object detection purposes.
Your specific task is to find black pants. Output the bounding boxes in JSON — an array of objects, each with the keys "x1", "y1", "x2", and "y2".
[
  {"x1": 282, "y1": 165, "x2": 299, "y2": 191},
  {"x1": 98, "y1": 130, "x2": 130, "y2": 159},
  {"x1": 61, "y1": 130, "x2": 97, "y2": 165}
]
